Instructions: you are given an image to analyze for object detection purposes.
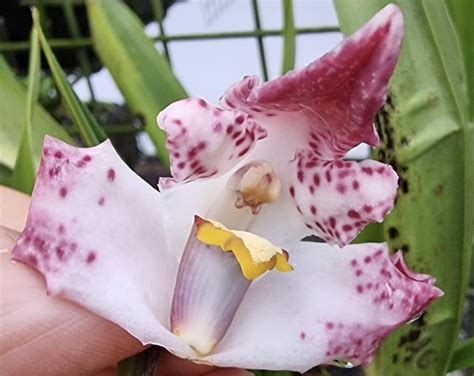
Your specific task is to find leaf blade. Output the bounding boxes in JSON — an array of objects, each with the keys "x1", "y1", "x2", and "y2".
[
  {"x1": 334, "y1": 1, "x2": 473, "y2": 375},
  {"x1": 11, "y1": 26, "x2": 41, "y2": 194},
  {"x1": 32, "y1": 8, "x2": 106, "y2": 147},
  {"x1": 86, "y1": 0, "x2": 188, "y2": 165}
]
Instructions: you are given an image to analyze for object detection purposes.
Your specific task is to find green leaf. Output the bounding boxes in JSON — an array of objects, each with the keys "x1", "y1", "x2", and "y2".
[
  {"x1": 32, "y1": 8, "x2": 106, "y2": 147},
  {"x1": 447, "y1": 338, "x2": 474, "y2": 371},
  {"x1": 0, "y1": 57, "x2": 72, "y2": 172},
  {"x1": 446, "y1": 0, "x2": 474, "y2": 122},
  {"x1": 334, "y1": 1, "x2": 473, "y2": 375},
  {"x1": 352, "y1": 223, "x2": 383, "y2": 244},
  {"x1": 11, "y1": 27, "x2": 41, "y2": 194},
  {"x1": 86, "y1": 0, "x2": 188, "y2": 165},
  {"x1": 281, "y1": 0, "x2": 295, "y2": 75},
  {"x1": 0, "y1": 165, "x2": 12, "y2": 187}
]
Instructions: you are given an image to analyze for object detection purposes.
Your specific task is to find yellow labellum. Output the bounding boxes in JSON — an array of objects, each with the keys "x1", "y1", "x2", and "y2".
[{"x1": 195, "y1": 216, "x2": 293, "y2": 280}]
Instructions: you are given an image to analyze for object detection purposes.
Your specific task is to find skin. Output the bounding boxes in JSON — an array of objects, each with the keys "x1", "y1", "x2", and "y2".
[{"x1": 0, "y1": 186, "x2": 252, "y2": 376}]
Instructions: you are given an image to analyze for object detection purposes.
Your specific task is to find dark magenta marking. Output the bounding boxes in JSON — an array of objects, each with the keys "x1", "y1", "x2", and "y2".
[
  {"x1": 235, "y1": 115, "x2": 245, "y2": 124},
  {"x1": 56, "y1": 245, "x2": 65, "y2": 260},
  {"x1": 107, "y1": 169, "x2": 116, "y2": 182},
  {"x1": 348, "y1": 210, "x2": 361, "y2": 219},
  {"x1": 49, "y1": 167, "x2": 60, "y2": 177},
  {"x1": 297, "y1": 170, "x2": 304, "y2": 183},
  {"x1": 237, "y1": 146, "x2": 250, "y2": 157},
  {"x1": 362, "y1": 167, "x2": 373, "y2": 175},
  {"x1": 59, "y1": 187, "x2": 68, "y2": 198},
  {"x1": 313, "y1": 174, "x2": 320, "y2": 186},
  {"x1": 86, "y1": 251, "x2": 97, "y2": 264},
  {"x1": 26, "y1": 254, "x2": 38, "y2": 267},
  {"x1": 342, "y1": 224, "x2": 353, "y2": 232},
  {"x1": 325, "y1": 170, "x2": 332, "y2": 182},
  {"x1": 336, "y1": 183, "x2": 346, "y2": 194}
]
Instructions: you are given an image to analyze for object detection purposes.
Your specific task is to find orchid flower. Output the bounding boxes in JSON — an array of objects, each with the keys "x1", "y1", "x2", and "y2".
[{"x1": 11, "y1": 4, "x2": 442, "y2": 373}]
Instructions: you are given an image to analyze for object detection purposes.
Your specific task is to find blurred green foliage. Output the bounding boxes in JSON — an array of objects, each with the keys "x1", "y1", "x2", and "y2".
[{"x1": 87, "y1": 0, "x2": 188, "y2": 166}]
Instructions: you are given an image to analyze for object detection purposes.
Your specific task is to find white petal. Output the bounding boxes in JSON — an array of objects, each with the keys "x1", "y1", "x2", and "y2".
[
  {"x1": 205, "y1": 242, "x2": 442, "y2": 372},
  {"x1": 11, "y1": 137, "x2": 191, "y2": 357}
]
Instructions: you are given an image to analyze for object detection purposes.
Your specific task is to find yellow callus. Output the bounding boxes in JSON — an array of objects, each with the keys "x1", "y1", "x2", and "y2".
[{"x1": 194, "y1": 216, "x2": 293, "y2": 280}]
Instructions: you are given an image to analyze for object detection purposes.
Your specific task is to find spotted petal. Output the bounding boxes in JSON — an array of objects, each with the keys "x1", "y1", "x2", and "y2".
[
  {"x1": 157, "y1": 98, "x2": 267, "y2": 189},
  {"x1": 289, "y1": 150, "x2": 398, "y2": 246},
  {"x1": 220, "y1": 4, "x2": 403, "y2": 159},
  {"x1": 205, "y1": 242, "x2": 442, "y2": 372},
  {"x1": 11, "y1": 137, "x2": 190, "y2": 356}
]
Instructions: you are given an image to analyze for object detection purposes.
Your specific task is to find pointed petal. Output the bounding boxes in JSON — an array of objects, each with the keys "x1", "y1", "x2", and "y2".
[
  {"x1": 221, "y1": 4, "x2": 403, "y2": 159},
  {"x1": 206, "y1": 242, "x2": 442, "y2": 372},
  {"x1": 171, "y1": 218, "x2": 250, "y2": 355},
  {"x1": 11, "y1": 137, "x2": 190, "y2": 356},
  {"x1": 289, "y1": 151, "x2": 398, "y2": 246},
  {"x1": 157, "y1": 98, "x2": 267, "y2": 189}
]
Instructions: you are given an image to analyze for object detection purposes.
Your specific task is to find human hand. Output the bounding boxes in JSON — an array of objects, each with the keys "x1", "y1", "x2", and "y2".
[{"x1": 0, "y1": 186, "x2": 252, "y2": 376}]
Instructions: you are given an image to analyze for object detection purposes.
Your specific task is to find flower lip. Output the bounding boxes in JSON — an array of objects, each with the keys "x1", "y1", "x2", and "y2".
[{"x1": 195, "y1": 216, "x2": 293, "y2": 280}]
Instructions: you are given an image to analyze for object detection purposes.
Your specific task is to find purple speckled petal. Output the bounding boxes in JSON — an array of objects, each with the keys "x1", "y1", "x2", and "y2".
[
  {"x1": 205, "y1": 242, "x2": 442, "y2": 372},
  {"x1": 157, "y1": 98, "x2": 267, "y2": 189},
  {"x1": 220, "y1": 4, "x2": 403, "y2": 159},
  {"x1": 289, "y1": 150, "x2": 398, "y2": 247},
  {"x1": 11, "y1": 136, "x2": 191, "y2": 357}
]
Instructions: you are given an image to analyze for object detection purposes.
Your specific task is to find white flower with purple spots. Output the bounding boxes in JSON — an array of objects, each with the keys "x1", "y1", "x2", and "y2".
[{"x1": 12, "y1": 4, "x2": 442, "y2": 373}]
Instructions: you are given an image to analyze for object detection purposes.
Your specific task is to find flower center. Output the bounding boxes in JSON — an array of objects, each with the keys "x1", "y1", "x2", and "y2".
[
  {"x1": 206, "y1": 160, "x2": 282, "y2": 229},
  {"x1": 227, "y1": 160, "x2": 281, "y2": 214},
  {"x1": 202, "y1": 160, "x2": 291, "y2": 279}
]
